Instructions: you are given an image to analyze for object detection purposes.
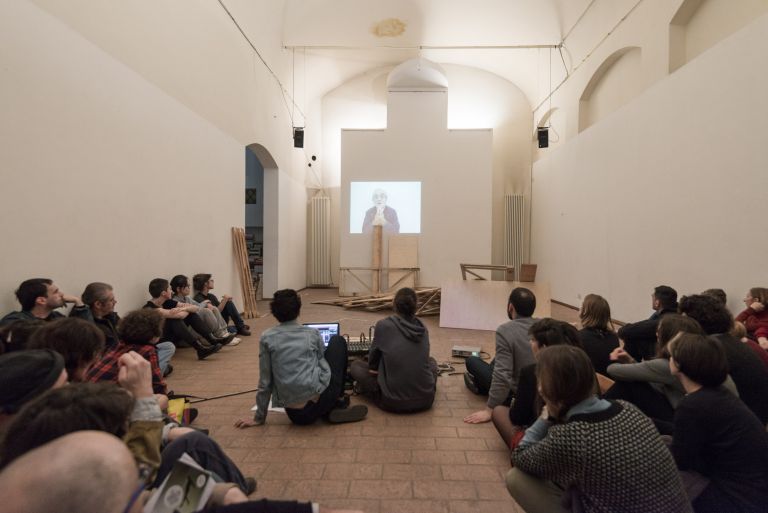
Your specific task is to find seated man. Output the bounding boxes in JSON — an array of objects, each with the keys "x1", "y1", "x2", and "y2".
[
  {"x1": 350, "y1": 287, "x2": 438, "y2": 412},
  {"x1": 0, "y1": 278, "x2": 88, "y2": 326},
  {"x1": 143, "y1": 278, "x2": 223, "y2": 360},
  {"x1": 618, "y1": 285, "x2": 678, "y2": 361},
  {"x1": 0, "y1": 349, "x2": 67, "y2": 435},
  {"x1": 86, "y1": 309, "x2": 169, "y2": 396},
  {"x1": 82, "y1": 282, "x2": 175, "y2": 375},
  {"x1": 26, "y1": 317, "x2": 106, "y2": 382},
  {"x1": 193, "y1": 273, "x2": 250, "y2": 336},
  {"x1": 170, "y1": 275, "x2": 240, "y2": 346},
  {"x1": 463, "y1": 287, "x2": 538, "y2": 424},
  {"x1": 235, "y1": 289, "x2": 367, "y2": 427}
]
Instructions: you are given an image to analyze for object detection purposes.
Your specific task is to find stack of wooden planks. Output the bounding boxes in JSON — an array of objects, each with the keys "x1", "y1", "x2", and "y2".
[
  {"x1": 231, "y1": 227, "x2": 260, "y2": 318},
  {"x1": 313, "y1": 287, "x2": 441, "y2": 316}
]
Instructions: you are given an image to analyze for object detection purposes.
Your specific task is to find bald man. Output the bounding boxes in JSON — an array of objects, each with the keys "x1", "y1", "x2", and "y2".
[{"x1": 0, "y1": 431, "x2": 141, "y2": 513}]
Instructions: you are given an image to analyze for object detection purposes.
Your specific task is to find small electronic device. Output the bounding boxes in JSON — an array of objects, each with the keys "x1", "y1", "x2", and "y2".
[
  {"x1": 451, "y1": 345, "x2": 481, "y2": 358},
  {"x1": 303, "y1": 322, "x2": 340, "y2": 346}
]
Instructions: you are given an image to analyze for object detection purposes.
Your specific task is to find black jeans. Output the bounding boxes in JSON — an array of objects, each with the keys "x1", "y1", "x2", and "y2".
[
  {"x1": 285, "y1": 335, "x2": 348, "y2": 425},
  {"x1": 465, "y1": 356, "x2": 494, "y2": 395},
  {"x1": 155, "y1": 431, "x2": 248, "y2": 493},
  {"x1": 221, "y1": 300, "x2": 245, "y2": 329}
]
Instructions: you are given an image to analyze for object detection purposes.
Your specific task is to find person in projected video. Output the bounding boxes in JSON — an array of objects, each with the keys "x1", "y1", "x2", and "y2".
[{"x1": 362, "y1": 188, "x2": 400, "y2": 234}]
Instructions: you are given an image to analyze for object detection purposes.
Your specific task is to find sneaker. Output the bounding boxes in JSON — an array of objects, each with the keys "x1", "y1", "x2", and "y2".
[
  {"x1": 162, "y1": 364, "x2": 174, "y2": 378},
  {"x1": 226, "y1": 337, "x2": 241, "y2": 347},
  {"x1": 214, "y1": 333, "x2": 237, "y2": 346},
  {"x1": 197, "y1": 343, "x2": 223, "y2": 360},
  {"x1": 244, "y1": 477, "x2": 257, "y2": 495},
  {"x1": 328, "y1": 404, "x2": 368, "y2": 424},
  {"x1": 464, "y1": 371, "x2": 481, "y2": 395},
  {"x1": 237, "y1": 327, "x2": 251, "y2": 336}
]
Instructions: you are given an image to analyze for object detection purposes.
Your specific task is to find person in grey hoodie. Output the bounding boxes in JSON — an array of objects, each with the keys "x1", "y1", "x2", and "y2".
[{"x1": 350, "y1": 287, "x2": 438, "y2": 412}]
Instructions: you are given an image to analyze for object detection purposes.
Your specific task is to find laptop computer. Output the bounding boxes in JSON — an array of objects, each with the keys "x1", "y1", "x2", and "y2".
[{"x1": 303, "y1": 322, "x2": 340, "y2": 346}]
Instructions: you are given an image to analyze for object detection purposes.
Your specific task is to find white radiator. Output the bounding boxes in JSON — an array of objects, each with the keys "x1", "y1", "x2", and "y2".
[
  {"x1": 504, "y1": 194, "x2": 525, "y2": 280},
  {"x1": 309, "y1": 194, "x2": 332, "y2": 286}
]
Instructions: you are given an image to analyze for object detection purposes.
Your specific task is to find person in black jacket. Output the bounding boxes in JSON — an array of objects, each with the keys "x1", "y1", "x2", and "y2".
[
  {"x1": 669, "y1": 332, "x2": 768, "y2": 512},
  {"x1": 678, "y1": 294, "x2": 768, "y2": 425},
  {"x1": 350, "y1": 287, "x2": 437, "y2": 412},
  {"x1": 617, "y1": 285, "x2": 678, "y2": 361},
  {"x1": 578, "y1": 294, "x2": 619, "y2": 375}
]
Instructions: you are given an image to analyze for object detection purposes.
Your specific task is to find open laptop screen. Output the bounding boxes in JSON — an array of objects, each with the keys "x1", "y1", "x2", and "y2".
[{"x1": 303, "y1": 322, "x2": 340, "y2": 346}]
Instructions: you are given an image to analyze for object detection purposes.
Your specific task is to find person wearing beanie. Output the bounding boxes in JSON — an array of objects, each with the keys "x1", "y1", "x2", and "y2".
[{"x1": 0, "y1": 349, "x2": 67, "y2": 435}]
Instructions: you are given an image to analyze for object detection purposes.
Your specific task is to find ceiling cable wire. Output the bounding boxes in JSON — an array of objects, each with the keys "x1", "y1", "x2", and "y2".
[
  {"x1": 217, "y1": 0, "x2": 305, "y2": 123},
  {"x1": 534, "y1": 0, "x2": 644, "y2": 113}
]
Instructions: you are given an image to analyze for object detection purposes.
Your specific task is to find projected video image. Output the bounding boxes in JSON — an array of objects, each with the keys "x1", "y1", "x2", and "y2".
[{"x1": 350, "y1": 181, "x2": 421, "y2": 234}]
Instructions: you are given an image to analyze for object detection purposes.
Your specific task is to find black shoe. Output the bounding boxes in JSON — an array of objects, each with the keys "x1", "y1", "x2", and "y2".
[
  {"x1": 213, "y1": 333, "x2": 237, "y2": 346},
  {"x1": 328, "y1": 404, "x2": 367, "y2": 424},
  {"x1": 244, "y1": 477, "x2": 257, "y2": 495},
  {"x1": 335, "y1": 394, "x2": 351, "y2": 409},
  {"x1": 163, "y1": 364, "x2": 174, "y2": 378},
  {"x1": 237, "y1": 326, "x2": 251, "y2": 336},
  {"x1": 188, "y1": 407, "x2": 199, "y2": 425},
  {"x1": 464, "y1": 371, "x2": 481, "y2": 395},
  {"x1": 197, "y1": 343, "x2": 222, "y2": 360}
]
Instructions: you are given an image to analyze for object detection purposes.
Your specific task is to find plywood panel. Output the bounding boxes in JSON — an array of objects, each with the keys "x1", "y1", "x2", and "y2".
[
  {"x1": 388, "y1": 235, "x2": 418, "y2": 291},
  {"x1": 439, "y1": 279, "x2": 551, "y2": 331}
]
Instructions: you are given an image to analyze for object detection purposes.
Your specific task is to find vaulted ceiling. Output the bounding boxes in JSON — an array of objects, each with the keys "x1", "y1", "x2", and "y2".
[{"x1": 280, "y1": 0, "x2": 596, "y2": 109}]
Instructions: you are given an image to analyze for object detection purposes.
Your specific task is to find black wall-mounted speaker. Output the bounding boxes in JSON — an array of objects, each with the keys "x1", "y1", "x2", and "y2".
[
  {"x1": 537, "y1": 127, "x2": 549, "y2": 148},
  {"x1": 293, "y1": 127, "x2": 304, "y2": 148}
]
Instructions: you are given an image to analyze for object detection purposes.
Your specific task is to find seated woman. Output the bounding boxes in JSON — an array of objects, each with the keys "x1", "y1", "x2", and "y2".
[
  {"x1": 350, "y1": 287, "x2": 438, "y2": 413},
  {"x1": 235, "y1": 289, "x2": 367, "y2": 427},
  {"x1": 193, "y1": 273, "x2": 250, "y2": 336},
  {"x1": 170, "y1": 275, "x2": 239, "y2": 346},
  {"x1": 669, "y1": 333, "x2": 768, "y2": 512},
  {"x1": 735, "y1": 287, "x2": 768, "y2": 349},
  {"x1": 507, "y1": 345, "x2": 691, "y2": 513},
  {"x1": 491, "y1": 319, "x2": 581, "y2": 450},
  {"x1": 605, "y1": 314, "x2": 702, "y2": 428},
  {"x1": 577, "y1": 294, "x2": 619, "y2": 375}
]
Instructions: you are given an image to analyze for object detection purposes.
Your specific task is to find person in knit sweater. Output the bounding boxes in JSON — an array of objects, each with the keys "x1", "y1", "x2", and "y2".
[{"x1": 507, "y1": 345, "x2": 691, "y2": 513}]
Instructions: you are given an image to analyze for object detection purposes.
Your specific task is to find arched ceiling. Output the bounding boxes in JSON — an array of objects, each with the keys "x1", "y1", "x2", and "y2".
[{"x1": 281, "y1": 0, "x2": 594, "y2": 111}]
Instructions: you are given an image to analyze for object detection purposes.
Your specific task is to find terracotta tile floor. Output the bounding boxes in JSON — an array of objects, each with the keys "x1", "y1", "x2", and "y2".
[{"x1": 166, "y1": 288, "x2": 578, "y2": 513}]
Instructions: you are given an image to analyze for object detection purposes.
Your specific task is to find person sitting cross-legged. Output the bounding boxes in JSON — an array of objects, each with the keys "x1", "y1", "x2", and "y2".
[
  {"x1": 86, "y1": 309, "x2": 169, "y2": 397},
  {"x1": 235, "y1": 289, "x2": 367, "y2": 427},
  {"x1": 193, "y1": 273, "x2": 251, "y2": 336},
  {"x1": 668, "y1": 333, "x2": 768, "y2": 512},
  {"x1": 350, "y1": 287, "x2": 439, "y2": 413},
  {"x1": 506, "y1": 345, "x2": 691, "y2": 513}
]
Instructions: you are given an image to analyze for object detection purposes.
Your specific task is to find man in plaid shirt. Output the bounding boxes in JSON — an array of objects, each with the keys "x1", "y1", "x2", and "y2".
[{"x1": 87, "y1": 308, "x2": 167, "y2": 395}]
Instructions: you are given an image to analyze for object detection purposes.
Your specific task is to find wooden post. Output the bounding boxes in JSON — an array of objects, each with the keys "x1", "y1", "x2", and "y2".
[{"x1": 372, "y1": 225, "x2": 382, "y2": 294}]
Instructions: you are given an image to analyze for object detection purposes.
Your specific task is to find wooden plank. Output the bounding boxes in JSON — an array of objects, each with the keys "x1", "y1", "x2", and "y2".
[
  {"x1": 439, "y1": 279, "x2": 551, "y2": 331},
  {"x1": 388, "y1": 235, "x2": 418, "y2": 291}
]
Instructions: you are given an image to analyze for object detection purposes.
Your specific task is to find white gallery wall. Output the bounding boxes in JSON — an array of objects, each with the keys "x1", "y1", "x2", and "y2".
[
  {"x1": 340, "y1": 90, "x2": 492, "y2": 291},
  {"x1": 531, "y1": 12, "x2": 768, "y2": 321},
  {"x1": 0, "y1": 0, "x2": 306, "y2": 312},
  {"x1": 322, "y1": 64, "x2": 532, "y2": 286}
]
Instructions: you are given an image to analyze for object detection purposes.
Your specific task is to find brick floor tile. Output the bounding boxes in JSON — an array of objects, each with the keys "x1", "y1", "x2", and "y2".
[
  {"x1": 323, "y1": 463, "x2": 383, "y2": 480},
  {"x1": 465, "y1": 450, "x2": 512, "y2": 466},
  {"x1": 411, "y1": 449, "x2": 467, "y2": 465},
  {"x1": 441, "y1": 464, "x2": 506, "y2": 482},
  {"x1": 260, "y1": 462, "x2": 325, "y2": 479},
  {"x1": 380, "y1": 499, "x2": 449, "y2": 513},
  {"x1": 475, "y1": 481, "x2": 515, "y2": 500},
  {"x1": 413, "y1": 481, "x2": 477, "y2": 500},
  {"x1": 348, "y1": 479, "x2": 412, "y2": 499},
  {"x1": 322, "y1": 499, "x2": 382, "y2": 513},
  {"x1": 382, "y1": 463, "x2": 442, "y2": 480},
  {"x1": 283, "y1": 479, "x2": 350, "y2": 500},
  {"x1": 449, "y1": 499, "x2": 522, "y2": 513},
  {"x1": 435, "y1": 437, "x2": 488, "y2": 451},
  {"x1": 354, "y1": 448, "x2": 412, "y2": 463},
  {"x1": 300, "y1": 448, "x2": 357, "y2": 463}
]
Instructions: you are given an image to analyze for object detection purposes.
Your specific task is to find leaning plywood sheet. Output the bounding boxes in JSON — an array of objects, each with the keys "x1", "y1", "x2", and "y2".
[
  {"x1": 388, "y1": 235, "x2": 419, "y2": 291},
  {"x1": 439, "y1": 279, "x2": 551, "y2": 331}
]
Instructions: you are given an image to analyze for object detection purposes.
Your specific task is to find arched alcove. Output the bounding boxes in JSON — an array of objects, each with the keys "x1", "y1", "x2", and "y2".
[
  {"x1": 669, "y1": 0, "x2": 768, "y2": 73},
  {"x1": 245, "y1": 143, "x2": 279, "y2": 297},
  {"x1": 578, "y1": 47, "x2": 642, "y2": 132}
]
